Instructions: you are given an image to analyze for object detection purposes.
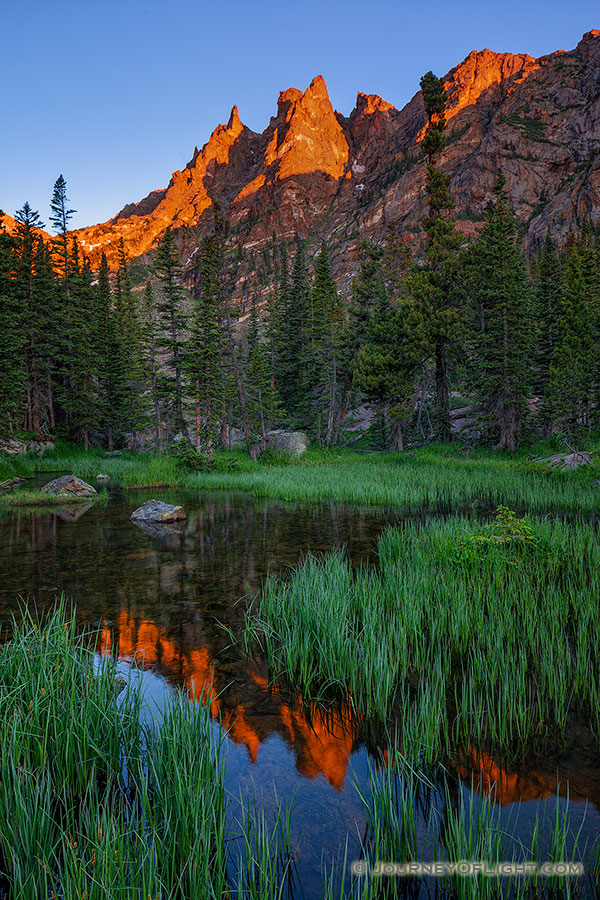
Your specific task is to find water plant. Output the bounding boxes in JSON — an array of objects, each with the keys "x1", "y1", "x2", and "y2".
[{"x1": 244, "y1": 510, "x2": 600, "y2": 760}]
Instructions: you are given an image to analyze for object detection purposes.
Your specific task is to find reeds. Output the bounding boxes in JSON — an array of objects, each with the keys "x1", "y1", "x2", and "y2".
[
  {"x1": 0, "y1": 604, "x2": 291, "y2": 899},
  {"x1": 11, "y1": 440, "x2": 600, "y2": 514},
  {"x1": 245, "y1": 510, "x2": 600, "y2": 760}
]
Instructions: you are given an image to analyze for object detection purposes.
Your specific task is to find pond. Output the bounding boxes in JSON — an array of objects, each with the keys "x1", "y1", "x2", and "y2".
[{"x1": 1, "y1": 481, "x2": 598, "y2": 897}]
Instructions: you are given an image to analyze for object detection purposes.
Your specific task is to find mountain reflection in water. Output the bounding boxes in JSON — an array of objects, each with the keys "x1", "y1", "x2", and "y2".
[{"x1": 1, "y1": 485, "x2": 599, "y2": 895}]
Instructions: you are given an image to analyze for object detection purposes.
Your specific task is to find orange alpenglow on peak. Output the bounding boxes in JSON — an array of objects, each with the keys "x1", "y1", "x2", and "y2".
[
  {"x1": 355, "y1": 92, "x2": 396, "y2": 115},
  {"x1": 61, "y1": 29, "x2": 600, "y2": 272},
  {"x1": 264, "y1": 74, "x2": 349, "y2": 180},
  {"x1": 443, "y1": 47, "x2": 538, "y2": 121}
]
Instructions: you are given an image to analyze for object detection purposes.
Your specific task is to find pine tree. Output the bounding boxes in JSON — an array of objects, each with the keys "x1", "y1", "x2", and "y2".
[
  {"x1": 468, "y1": 176, "x2": 534, "y2": 451},
  {"x1": 355, "y1": 237, "x2": 427, "y2": 450},
  {"x1": 186, "y1": 231, "x2": 226, "y2": 455},
  {"x1": 0, "y1": 225, "x2": 26, "y2": 431},
  {"x1": 13, "y1": 203, "x2": 57, "y2": 434},
  {"x1": 114, "y1": 242, "x2": 146, "y2": 444},
  {"x1": 66, "y1": 248, "x2": 100, "y2": 448},
  {"x1": 533, "y1": 236, "x2": 563, "y2": 432},
  {"x1": 266, "y1": 244, "x2": 291, "y2": 415},
  {"x1": 141, "y1": 282, "x2": 165, "y2": 451},
  {"x1": 333, "y1": 242, "x2": 385, "y2": 443},
  {"x1": 548, "y1": 240, "x2": 596, "y2": 436},
  {"x1": 245, "y1": 298, "x2": 282, "y2": 452},
  {"x1": 278, "y1": 239, "x2": 312, "y2": 424},
  {"x1": 49, "y1": 175, "x2": 76, "y2": 281},
  {"x1": 311, "y1": 244, "x2": 344, "y2": 445},
  {"x1": 412, "y1": 70, "x2": 462, "y2": 440},
  {"x1": 94, "y1": 252, "x2": 129, "y2": 449},
  {"x1": 154, "y1": 228, "x2": 190, "y2": 442}
]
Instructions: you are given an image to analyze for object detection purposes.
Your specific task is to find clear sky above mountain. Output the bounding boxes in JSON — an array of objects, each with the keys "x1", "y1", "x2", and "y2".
[{"x1": 2, "y1": 0, "x2": 597, "y2": 229}]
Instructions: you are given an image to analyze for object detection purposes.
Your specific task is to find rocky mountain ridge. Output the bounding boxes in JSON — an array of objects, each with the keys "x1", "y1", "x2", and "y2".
[{"x1": 3, "y1": 30, "x2": 600, "y2": 299}]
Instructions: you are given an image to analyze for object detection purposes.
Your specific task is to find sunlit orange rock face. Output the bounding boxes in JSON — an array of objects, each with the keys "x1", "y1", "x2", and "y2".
[
  {"x1": 57, "y1": 30, "x2": 600, "y2": 294},
  {"x1": 0, "y1": 210, "x2": 48, "y2": 240}
]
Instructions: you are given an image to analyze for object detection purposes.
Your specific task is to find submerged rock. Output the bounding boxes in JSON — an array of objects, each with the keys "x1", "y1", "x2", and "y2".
[
  {"x1": 96, "y1": 474, "x2": 109, "y2": 480},
  {"x1": 41, "y1": 475, "x2": 97, "y2": 498},
  {"x1": 130, "y1": 499, "x2": 186, "y2": 524}
]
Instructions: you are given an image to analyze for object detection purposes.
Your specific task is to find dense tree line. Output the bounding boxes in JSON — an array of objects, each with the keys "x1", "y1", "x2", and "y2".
[{"x1": 1, "y1": 86, "x2": 599, "y2": 456}]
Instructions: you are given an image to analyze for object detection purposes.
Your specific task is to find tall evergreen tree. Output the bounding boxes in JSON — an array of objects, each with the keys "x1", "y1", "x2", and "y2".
[
  {"x1": 266, "y1": 244, "x2": 291, "y2": 412},
  {"x1": 311, "y1": 244, "x2": 344, "y2": 445},
  {"x1": 141, "y1": 282, "x2": 165, "y2": 451},
  {"x1": 186, "y1": 231, "x2": 226, "y2": 455},
  {"x1": 533, "y1": 236, "x2": 563, "y2": 432},
  {"x1": 154, "y1": 228, "x2": 190, "y2": 443},
  {"x1": 333, "y1": 242, "x2": 385, "y2": 443},
  {"x1": 0, "y1": 225, "x2": 26, "y2": 431},
  {"x1": 548, "y1": 241, "x2": 596, "y2": 436},
  {"x1": 468, "y1": 176, "x2": 534, "y2": 451},
  {"x1": 245, "y1": 298, "x2": 282, "y2": 453},
  {"x1": 13, "y1": 204, "x2": 57, "y2": 434},
  {"x1": 277, "y1": 239, "x2": 312, "y2": 424},
  {"x1": 412, "y1": 71, "x2": 462, "y2": 440},
  {"x1": 65, "y1": 246, "x2": 100, "y2": 448},
  {"x1": 49, "y1": 175, "x2": 76, "y2": 281}
]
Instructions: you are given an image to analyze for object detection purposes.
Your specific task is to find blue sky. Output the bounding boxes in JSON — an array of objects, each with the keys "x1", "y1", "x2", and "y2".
[{"x1": 1, "y1": 0, "x2": 597, "y2": 229}]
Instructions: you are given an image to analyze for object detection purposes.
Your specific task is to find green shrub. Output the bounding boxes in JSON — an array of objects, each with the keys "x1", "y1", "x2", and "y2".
[
  {"x1": 171, "y1": 441, "x2": 215, "y2": 473},
  {"x1": 257, "y1": 447, "x2": 292, "y2": 466}
]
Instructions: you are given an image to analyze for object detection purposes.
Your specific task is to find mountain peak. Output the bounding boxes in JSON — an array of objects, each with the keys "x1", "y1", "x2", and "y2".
[
  {"x1": 227, "y1": 104, "x2": 242, "y2": 132},
  {"x1": 355, "y1": 92, "x2": 395, "y2": 116},
  {"x1": 576, "y1": 29, "x2": 600, "y2": 60},
  {"x1": 443, "y1": 46, "x2": 538, "y2": 122},
  {"x1": 305, "y1": 74, "x2": 329, "y2": 99}
]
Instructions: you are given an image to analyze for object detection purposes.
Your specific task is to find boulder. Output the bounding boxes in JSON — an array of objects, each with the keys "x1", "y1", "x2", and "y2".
[
  {"x1": 41, "y1": 475, "x2": 97, "y2": 498},
  {"x1": 96, "y1": 474, "x2": 110, "y2": 481},
  {"x1": 0, "y1": 438, "x2": 54, "y2": 455},
  {"x1": 0, "y1": 477, "x2": 26, "y2": 492},
  {"x1": 267, "y1": 429, "x2": 308, "y2": 456},
  {"x1": 130, "y1": 499, "x2": 186, "y2": 524},
  {"x1": 535, "y1": 451, "x2": 593, "y2": 471}
]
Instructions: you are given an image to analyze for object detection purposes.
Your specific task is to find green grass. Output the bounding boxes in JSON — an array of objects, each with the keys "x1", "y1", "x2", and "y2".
[
  {"x1": 5, "y1": 436, "x2": 599, "y2": 515},
  {"x1": 0, "y1": 605, "x2": 292, "y2": 900},
  {"x1": 13, "y1": 439, "x2": 598, "y2": 515},
  {"x1": 0, "y1": 488, "x2": 107, "y2": 508},
  {"x1": 244, "y1": 508, "x2": 600, "y2": 761}
]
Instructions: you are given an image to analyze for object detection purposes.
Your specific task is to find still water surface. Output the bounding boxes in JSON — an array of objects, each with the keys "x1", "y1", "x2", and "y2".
[{"x1": 1, "y1": 481, "x2": 598, "y2": 895}]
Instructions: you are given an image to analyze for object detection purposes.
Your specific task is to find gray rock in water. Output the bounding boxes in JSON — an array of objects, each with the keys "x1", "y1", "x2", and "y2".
[
  {"x1": 96, "y1": 474, "x2": 110, "y2": 480},
  {"x1": 41, "y1": 475, "x2": 97, "y2": 498},
  {"x1": 267, "y1": 429, "x2": 308, "y2": 456},
  {"x1": 130, "y1": 499, "x2": 186, "y2": 524},
  {"x1": 105, "y1": 450, "x2": 122, "y2": 457}
]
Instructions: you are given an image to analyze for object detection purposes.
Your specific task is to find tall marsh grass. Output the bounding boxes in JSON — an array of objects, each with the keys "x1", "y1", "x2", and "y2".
[
  {"x1": 0, "y1": 604, "x2": 291, "y2": 899},
  {"x1": 12, "y1": 441, "x2": 600, "y2": 513},
  {"x1": 245, "y1": 509, "x2": 600, "y2": 760}
]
